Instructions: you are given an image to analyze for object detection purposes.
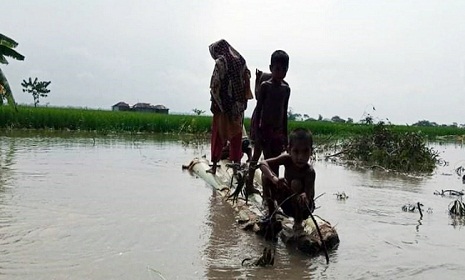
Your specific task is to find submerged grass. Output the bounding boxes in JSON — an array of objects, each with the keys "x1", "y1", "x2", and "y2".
[
  {"x1": 323, "y1": 122, "x2": 441, "y2": 173},
  {"x1": 1, "y1": 105, "x2": 465, "y2": 139}
]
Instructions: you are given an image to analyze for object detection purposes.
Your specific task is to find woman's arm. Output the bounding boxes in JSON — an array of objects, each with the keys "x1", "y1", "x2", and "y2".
[
  {"x1": 244, "y1": 66, "x2": 253, "y2": 100},
  {"x1": 210, "y1": 60, "x2": 225, "y2": 111}
]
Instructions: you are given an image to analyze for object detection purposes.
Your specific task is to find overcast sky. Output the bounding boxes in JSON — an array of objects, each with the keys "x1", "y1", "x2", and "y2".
[{"x1": 2, "y1": 1, "x2": 465, "y2": 125}]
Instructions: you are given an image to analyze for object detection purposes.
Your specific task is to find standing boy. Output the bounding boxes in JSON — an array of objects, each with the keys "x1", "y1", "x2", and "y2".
[
  {"x1": 259, "y1": 128, "x2": 315, "y2": 236},
  {"x1": 245, "y1": 50, "x2": 290, "y2": 195}
]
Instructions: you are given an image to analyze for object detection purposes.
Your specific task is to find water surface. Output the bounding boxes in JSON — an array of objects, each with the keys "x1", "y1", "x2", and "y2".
[{"x1": 0, "y1": 133, "x2": 464, "y2": 279}]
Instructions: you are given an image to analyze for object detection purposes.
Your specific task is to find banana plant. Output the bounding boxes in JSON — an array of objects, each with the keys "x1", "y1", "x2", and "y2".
[
  {"x1": 0, "y1": 33, "x2": 25, "y2": 110},
  {"x1": 21, "y1": 77, "x2": 51, "y2": 107}
]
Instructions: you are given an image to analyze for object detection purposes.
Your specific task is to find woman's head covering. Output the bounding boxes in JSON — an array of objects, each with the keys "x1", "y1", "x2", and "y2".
[
  {"x1": 209, "y1": 39, "x2": 248, "y2": 119},
  {"x1": 209, "y1": 39, "x2": 245, "y2": 73}
]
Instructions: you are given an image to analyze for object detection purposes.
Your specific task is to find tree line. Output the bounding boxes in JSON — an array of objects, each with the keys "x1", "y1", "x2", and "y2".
[{"x1": 288, "y1": 108, "x2": 465, "y2": 128}]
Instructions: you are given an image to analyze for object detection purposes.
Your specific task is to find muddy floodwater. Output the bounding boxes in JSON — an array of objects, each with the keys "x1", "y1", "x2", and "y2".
[{"x1": 0, "y1": 132, "x2": 464, "y2": 280}]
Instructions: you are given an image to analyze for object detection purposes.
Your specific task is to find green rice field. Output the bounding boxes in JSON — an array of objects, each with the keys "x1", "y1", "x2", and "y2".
[{"x1": 1, "y1": 105, "x2": 464, "y2": 138}]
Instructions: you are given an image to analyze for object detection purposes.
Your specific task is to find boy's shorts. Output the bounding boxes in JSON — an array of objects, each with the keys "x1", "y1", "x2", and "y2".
[{"x1": 258, "y1": 128, "x2": 286, "y2": 158}]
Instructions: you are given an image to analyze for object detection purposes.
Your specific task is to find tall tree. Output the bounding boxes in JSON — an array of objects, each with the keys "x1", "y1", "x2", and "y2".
[{"x1": 0, "y1": 33, "x2": 25, "y2": 109}]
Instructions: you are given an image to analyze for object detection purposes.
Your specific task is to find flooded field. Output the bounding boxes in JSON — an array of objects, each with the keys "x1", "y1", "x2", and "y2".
[{"x1": 0, "y1": 133, "x2": 464, "y2": 279}]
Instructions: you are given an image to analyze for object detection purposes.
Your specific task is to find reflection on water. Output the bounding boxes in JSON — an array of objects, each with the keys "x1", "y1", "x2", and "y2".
[
  {"x1": 0, "y1": 137, "x2": 17, "y2": 190},
  {"x1": 0, "y1": 133, "x2": 464, "y2": 279},
  {"x1": 450, "y1": 215, "x2": 465, "y2": 228},
  {"x1": 203, "y1": 191, "x2": 320, "y2": 279}
]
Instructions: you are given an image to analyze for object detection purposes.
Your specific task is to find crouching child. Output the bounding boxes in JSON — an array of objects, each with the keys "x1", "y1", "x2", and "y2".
[{"x1": 259, "y1": 128, "x2": 315, "y2": 236}]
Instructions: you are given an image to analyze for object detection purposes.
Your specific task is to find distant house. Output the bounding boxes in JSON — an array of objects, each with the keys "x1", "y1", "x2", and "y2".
[
  {"x1": 153, "y1": 104, "x2": 169, "y2": 114},
  {"x1": 112, "y1": 102, "x2": 169, "y2": 114},
  {"x1": 132, "y1": 103, "x2": 169, "y2": 114},
  {"x1": 112, "y1": 102, "x2": 130, "y2": 111},
  {"x1": 132, "y1": 103, "x2": 154, "y2": 113}
]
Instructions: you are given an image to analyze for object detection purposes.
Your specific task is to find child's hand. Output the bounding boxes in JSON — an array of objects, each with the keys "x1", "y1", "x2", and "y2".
[
  {"x1": 297, "y1": 193, "x2": 310, "y2": 209},
  {"x1": 272, "y1": 176, "x2": 288, "y2": 191},
  {"x1": 306, "y1": 199, "x2": 315, "y2": 213}
]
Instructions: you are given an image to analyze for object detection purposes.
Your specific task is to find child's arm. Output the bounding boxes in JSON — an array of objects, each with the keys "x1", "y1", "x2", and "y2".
[
  {"x1": 254, "y1": 83, "x2": 267, "y2": 139},
  {"x1": 255, "y1": 70, "x2": 272, "y2": 100},
  {"x1": 260, "y1": 154, "x2": 289, "y2": 190},
  {"x1": 282, "y1": 88, "x2": 290, "y2": 143},
  {"x1": 254, "y1": 69, "x2": 263, "y2": 100}
]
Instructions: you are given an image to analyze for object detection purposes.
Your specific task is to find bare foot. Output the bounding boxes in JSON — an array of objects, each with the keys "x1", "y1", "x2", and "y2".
[
  {"x1": 206, "y1": 163, "x2": 217, "y2": 175},
  {"x1": 292, "y1": 223, "x2": 306, "y2": 237},
  {"x1": 206, "y1": 167, "x2": 216, "y2": 175}
]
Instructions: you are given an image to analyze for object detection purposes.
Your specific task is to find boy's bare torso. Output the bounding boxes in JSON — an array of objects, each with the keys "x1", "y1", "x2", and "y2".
[
  {"x1": 284, "y1": 162, "x2": 315, "y2": 192},
  {"x1": 268, "y1": 155, "x2": 315, "y2": 197},
  {"x1": 259, "y1": 80, "x2": 290, "y2": 130}
]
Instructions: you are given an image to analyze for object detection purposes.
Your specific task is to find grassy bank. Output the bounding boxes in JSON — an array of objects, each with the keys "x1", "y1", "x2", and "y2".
[
  {"x1": 1, "y1": 105, "x2": 464, "y2": 138},
  {"x1": 0, "y1": 105, "x2": 212, "y2": 134}
]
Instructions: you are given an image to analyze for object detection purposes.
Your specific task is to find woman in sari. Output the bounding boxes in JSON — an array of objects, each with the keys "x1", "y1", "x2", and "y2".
[{"x1": 207, "y1": 39, "x2": 253, "y2": 174}]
